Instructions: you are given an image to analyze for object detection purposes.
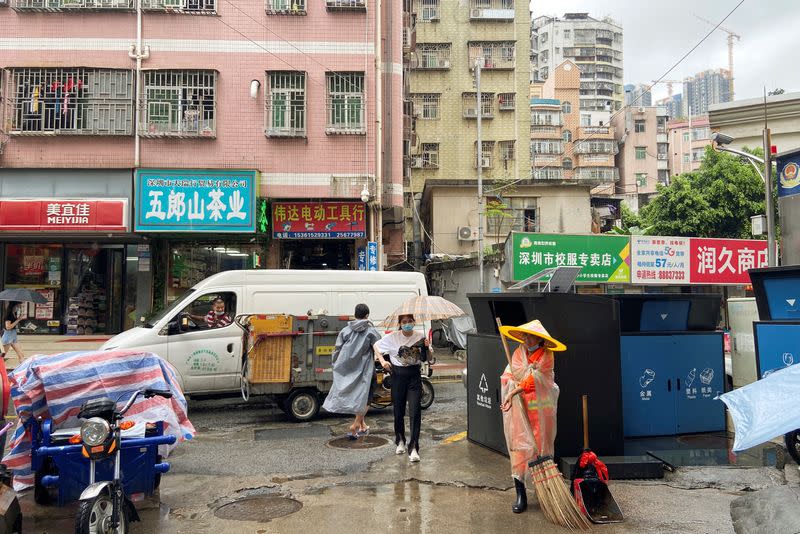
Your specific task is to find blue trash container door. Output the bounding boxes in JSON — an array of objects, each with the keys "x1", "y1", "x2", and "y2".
[
  {"x1": 621, "y1": 335, "x2": 677, "y2": 437},
  {"x1": 674, "y1": 333, "x2": 726, "y2": 434}
]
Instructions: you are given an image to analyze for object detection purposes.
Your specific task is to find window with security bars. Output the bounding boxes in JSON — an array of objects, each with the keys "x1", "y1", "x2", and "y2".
[
  {"x1": 8, "y1": 67, "x2": 133, "y2": 135},
  {"x1": 462, "y1": 92, "x2": 494, "y2": 119},
  {"x1": 486, "y1": 198, "x2": 538, "y2": 234},
  {"x1": 413, "y1": 44, "x2": 451, "y2": 69},
  {"x1": 141, "y1": 70, "x2": 216, "y2": 137},
  {"x1": 411, "y1": 93, "x2": 440, "y2": 120},
  {"x1": 531, "y1": 140, "x2": 562, "y2": 154},
  {"x1": 325, "y1": 0, "x2": 365, "y2": 10},
  {"x1": 416, "y1": 0, "x2": 439, "y2": 21},
  {"x1": 13, "y1": 0, "x2": 134, "y2": 9},
  {"x1": 475, "y1": 140, "x2": 494, "y2": 168},
  {"x1": 266, "y1": 0, "x2": 305, "y2": 14},
  {"x1": 469, "y1": 41, "x2": 515, "y2": 70},
  {"x1": 498, "y1": 93, "x2": 515, "y2": 110},
  {"x1": 141, "y1": 0, "x2": 216, "y2": 13},
  {"x1": 421, "y1": 143, "x2": 439, "y2": 168},
  {"x1": 499, "y1": 140, "x2": 515, "y2": 161},
  {"x1": 326, "y1": 72, "x2": 365, "y2": 134},
  {"x1": 265, "y1": 71, "x2": 305, "y2": 137}
]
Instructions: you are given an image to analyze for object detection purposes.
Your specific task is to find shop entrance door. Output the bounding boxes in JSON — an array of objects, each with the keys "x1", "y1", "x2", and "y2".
[{"x1": 65, "y1": 246, "x2": 125, "y2": 335}]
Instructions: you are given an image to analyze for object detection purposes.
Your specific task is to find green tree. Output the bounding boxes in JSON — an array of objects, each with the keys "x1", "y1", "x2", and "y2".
[{"x1": 640, "y1": 146, "x2": 767, "y2": 239}]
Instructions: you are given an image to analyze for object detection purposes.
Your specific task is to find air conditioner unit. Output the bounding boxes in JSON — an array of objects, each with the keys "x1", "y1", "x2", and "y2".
[
  {"x1": 481, "y1": 157, "x2": 491, "y2": 168},
  {"x1": 638, "y1": 106, "x2": 645, "y2": 113},
  {"x1": 457, "y1": 226, "x2": 479, "y2": 241},
  {"x1": 410, "y1": 156, "x2": 424, "y2": 168},
  {"x1": 470, "y1": 8, "x2": 482, "y2": 18},
  {"x1": 465, "y1": 108, "x2": 477, "y2": 117}
]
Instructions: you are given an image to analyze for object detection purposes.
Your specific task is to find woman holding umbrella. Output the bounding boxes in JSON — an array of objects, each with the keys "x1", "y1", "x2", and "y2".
[
  {"x1": 498, "y1": 319, "x2": 565, "y2": 514},
  {"x1": 2, "y1": 302, "x2": 26, "y2": 362}
]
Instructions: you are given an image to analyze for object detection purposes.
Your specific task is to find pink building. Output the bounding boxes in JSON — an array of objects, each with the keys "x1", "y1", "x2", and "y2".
[
  {"x1": 668, "y1": 115, "x2": 711, "y2": 175},
  {"x1": 0, "y1": 0, "x2": 404, "y2": 334}
]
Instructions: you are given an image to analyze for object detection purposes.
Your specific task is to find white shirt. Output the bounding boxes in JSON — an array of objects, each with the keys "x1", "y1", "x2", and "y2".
[{"x1": 374, "y1": 330, "x2": 425, "y2": 367}]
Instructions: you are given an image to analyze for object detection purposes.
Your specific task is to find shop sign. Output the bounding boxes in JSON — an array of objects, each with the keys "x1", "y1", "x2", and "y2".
[
  {"x1": 0, "y1": 199, "x2": 128, "y2": 232},
  {"x1": 357, "y1": 247, "x2": 367, "y2": 271},
  {"x1": 630, "y1": 236, "x2": 690, "y2": 284},
  {"x1": 134, "y1": 169, "x2": 257, "y2": 233},
  {"x1": 689, "y1": 237, "x2": 768, "y2": 284},
  {"x1": 272, "y1": 202, "x2": 367, "y2": 239},
  {"x1": 777, "y1": 152, "x2": 800, "y2": 198},
  {"x1": 511, "y1": 232, "x2": 630, "y2": 283},
  {"x1": 367, "y1": 241, "x2": 378, "y2": 271}
]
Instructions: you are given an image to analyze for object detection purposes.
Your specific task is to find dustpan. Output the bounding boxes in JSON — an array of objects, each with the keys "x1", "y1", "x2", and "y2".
[{"x1": 571, "y1": 395, "x2": 624, "y2": 524}]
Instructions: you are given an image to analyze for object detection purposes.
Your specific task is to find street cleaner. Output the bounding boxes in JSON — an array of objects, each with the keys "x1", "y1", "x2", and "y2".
[
  {"x1": 322, "y1": 304, "x2": 381, "y2": 439},
  {"x1": 499, "y1": 319, "x2": 565, "y2": 514}
]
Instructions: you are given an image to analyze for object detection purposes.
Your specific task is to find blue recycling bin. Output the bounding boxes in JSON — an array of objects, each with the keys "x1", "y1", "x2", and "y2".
[
  {"x1": 749, "y1": 266, "x2": 800, "y2": 379},
  {"x1": 613, "y1": 295, "x2": 726, "y2": 437}
]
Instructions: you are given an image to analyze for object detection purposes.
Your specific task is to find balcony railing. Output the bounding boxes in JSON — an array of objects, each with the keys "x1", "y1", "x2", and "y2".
[
  {"x1": 532, "y1": 168, "x2": 564, "y2": 181},
  {"x1": 13, "y1": 0, "x2": 133, "y2": 10},
  {"x1": 574, "y1": 167, "x2": 619, "y2": 183},
  {"x1": 141, "y1": 0, "x2": 216, "y2": 13},
  {"x1": 469, "y1": 0, "x2": 514, "y2": 21},
  {"x1": 579, "y1": 126, "x2": 610, "y2": 135},
  {"x1": 326, "y1": 0, "x2": 365, "y2": 10},
  {"x1": 266, "y1": 0, "x2": 306, "y2": 15},
  {"x1": 573, "y1": 141, "x2": 618, "y2": 155},
  {"x1": 469, "y1": 42, "x2": 516, "y2": 70}
]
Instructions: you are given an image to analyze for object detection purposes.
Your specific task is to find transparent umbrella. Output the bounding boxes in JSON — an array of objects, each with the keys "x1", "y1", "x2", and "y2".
[{"x1": 382, "y1": 295, "x2": 466, "y2": 327}]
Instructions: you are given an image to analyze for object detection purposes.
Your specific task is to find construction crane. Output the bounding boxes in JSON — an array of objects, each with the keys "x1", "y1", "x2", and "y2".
[
  {"x1": 650, "y1": 79, "x2": 683, "y2": 97},
  {"x1": 694, "y1": 13, "x2": 741, "y2": 99}
]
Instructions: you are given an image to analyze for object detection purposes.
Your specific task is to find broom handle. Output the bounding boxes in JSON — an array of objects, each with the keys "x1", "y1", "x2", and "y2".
[
  {"x1": 495, "y1": 317, "x2": 514, "y2": 369},
  {"x1": 582, "y1": 394, "x2": 589, "y2": 450}
]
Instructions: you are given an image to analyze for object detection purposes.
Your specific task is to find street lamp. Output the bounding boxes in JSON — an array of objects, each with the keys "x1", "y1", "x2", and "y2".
[{"x1": 711, "y1": 132, "x2": 777, "y2": 266}]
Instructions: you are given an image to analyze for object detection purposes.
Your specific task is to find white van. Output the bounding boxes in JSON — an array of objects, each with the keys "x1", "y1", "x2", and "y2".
[{"x1": 101, "y1": 269, "x2": 428, "y2": 395}]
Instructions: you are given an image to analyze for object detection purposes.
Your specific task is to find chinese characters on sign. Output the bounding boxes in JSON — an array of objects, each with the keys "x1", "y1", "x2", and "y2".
[
  {"x1": 511, "y1": 232, "x2": 631, "y2": 282},
  {"x1": 0, "y1": 199, "x2": 128, "y2": 231},
  {"x1": 367, "y1": 241, "x2": 378, "y2": 271},
  {"x1": 630, "y1": 236, "x2": 690, "y2": 284},
  {"x1": 357, "y1": 247, "x2": 367, "y2": 271},
  {"x1": 135, "y1": 170, "x2": 257, "y2": 233},
  {"x1": 689, "y1": 238, "x2": 768, "y2": 285},
  {"x1": 272, "y1": 202, "x2": 367, "y2": 239}
]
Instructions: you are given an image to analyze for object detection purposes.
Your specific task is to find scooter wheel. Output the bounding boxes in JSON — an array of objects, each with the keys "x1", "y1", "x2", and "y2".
[
  {"x1": 75, "y1": 494, "x2": 129, "y2": 534},
  {"x1": 420, "y1": 378, "x2": 435, "y2": 410},
  {"x1": 786, "y1": 430, "x2": 800, "y2": 465}
]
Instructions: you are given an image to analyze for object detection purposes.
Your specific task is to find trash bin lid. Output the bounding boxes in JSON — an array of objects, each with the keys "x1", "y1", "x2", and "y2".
[
  {"x1": 610, "y1": 294, "x2": 721, "y2": 333},
  {"x1": 749, "y1": 266, "x2": 800, "y2": 321}
]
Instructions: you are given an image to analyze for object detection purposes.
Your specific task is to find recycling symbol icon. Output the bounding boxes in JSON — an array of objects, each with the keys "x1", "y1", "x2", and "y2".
[{"x1": 479, "y1": 373, "x2": 489, "y2": 393}]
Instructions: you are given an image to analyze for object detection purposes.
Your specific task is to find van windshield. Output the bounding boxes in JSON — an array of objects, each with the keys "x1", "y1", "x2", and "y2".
[{"x1": 143, "y1": 289, "x2": 195, "y2": 328}]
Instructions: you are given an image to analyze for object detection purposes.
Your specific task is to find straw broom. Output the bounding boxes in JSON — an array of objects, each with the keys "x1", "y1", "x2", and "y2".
[{"x1": 496, "y1": 318, "x2": 590, "y2": 531}]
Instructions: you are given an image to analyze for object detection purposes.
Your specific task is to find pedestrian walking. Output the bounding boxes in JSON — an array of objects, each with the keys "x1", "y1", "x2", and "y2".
[
  {"x1": 2, "y1": 302, "x2": 26, "y2": 363},
  {"x1": 374, "y1": 314, "x2": 430, "y2": 462},
  {"x1": 498, "y1": 319, "x2": 564, "y2": 514},
  {"x1": 322, "y1": 304, "x2": 381, "y2": 438}
]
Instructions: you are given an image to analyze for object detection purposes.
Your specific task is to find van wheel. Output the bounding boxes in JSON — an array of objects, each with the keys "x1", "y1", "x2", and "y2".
[{"x1": 286, "y1": 390, "x2": 320, "y2": 422}]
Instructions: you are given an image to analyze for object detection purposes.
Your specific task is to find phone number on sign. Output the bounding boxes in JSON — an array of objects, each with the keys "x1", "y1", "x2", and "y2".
[
  {"x1": 636, "y1": 270, "x2": 686, "y2": 280},
  {"x1": 273, "y1": 232, "x2": 367, "y2": 239}
]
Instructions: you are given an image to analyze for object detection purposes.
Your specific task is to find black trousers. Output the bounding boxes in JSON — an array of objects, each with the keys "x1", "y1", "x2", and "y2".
[{"x1": 391, "y1": 364, "x2": 422, "y2": 453}]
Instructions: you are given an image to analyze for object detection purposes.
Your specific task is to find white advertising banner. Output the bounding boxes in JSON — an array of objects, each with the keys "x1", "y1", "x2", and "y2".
[{"x1": 630, "y1": 236, "x2": 690, "y2": 284}]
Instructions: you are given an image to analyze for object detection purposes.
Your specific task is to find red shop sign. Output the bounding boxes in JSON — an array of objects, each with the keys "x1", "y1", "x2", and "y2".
[
  {"x1": 0, "y1": 199, "x2": 129, "y2": 232},
  {"x1": 272, "y1": 202, "x2": 367, "y2": 239},
  {"x1": 689, "y1": 237, "x2": 769, "y2": 284}
]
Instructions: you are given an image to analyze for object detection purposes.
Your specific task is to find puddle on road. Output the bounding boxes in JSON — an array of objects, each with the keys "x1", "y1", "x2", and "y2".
[
  {"x1": 327, "y1": 436, "x2": 389, "y2": 450},
  {"x1": 213, "y1": 495, "x2": 303, "y2": 522},
  {"x1": 625, "y1": 432, "x2": 785, "y2": 468},
  {"x1": 255, "y1": 425, "x2": 331, "y2": 441}
]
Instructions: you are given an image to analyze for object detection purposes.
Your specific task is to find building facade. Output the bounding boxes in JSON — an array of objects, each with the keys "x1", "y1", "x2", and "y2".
[
  {"x1": 531, "y1": 13, "x2": 624, "y2": 112},
  {"x1": 624, "y1": 83, "x2": 652, "y2": 107},
  {"x1": 682, "y1": 69, "x2": 731, "y2": 116},
  {"x1": 408, "y1": 0, "x2": 538, "y2": 256},
  {"x1": 610, "y1": 106, "x2": 670, "y2": 211},
  {"x1": 657, "y1": 93, "x2": 683, "y2": 121},
  {"x1": 0, "y1": 0, "x2": 403, "y2": 332},
  {"x1": 668, "y1": 115, "x2": 711, "y2": 175},
  {"x1": 709, "y1": 91, "x2": 800, "y2": 153}
]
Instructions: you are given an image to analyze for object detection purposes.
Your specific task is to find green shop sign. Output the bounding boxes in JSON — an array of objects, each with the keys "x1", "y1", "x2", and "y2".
[{"x1": 511, "y1": 233, "x2": 631, "y2": 283}]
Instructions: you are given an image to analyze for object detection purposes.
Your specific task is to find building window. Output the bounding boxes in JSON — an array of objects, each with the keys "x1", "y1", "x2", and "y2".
[
  {"x1": 265, "y1": 71, "x2": 306, "y2": 137},
  {"x1": 487, "y1": 197, "x2": 537, "y2": 234},
  {"x1": 468, "y1": 41, "x2": 515, "y2": 70},
  {"x1": 692, "y1": 148, "x2": 705, "y2": 162},
  {"x1": 634, "y1": 120, "x2": 646, "y2": 133},
  {"x1": 141, "y1": 70, "x2": 216, "y2": 138},
  {"x1": 9, "y1": 67, "x2": 134, "y2": 135},
  {"x1": 693, "y1": 126, "x2": 710, "y2": 140},
  {"x1": 562, "y1": 101, "x2": 572, "y2": 114},
  {"x1": 142, "y1": 0, "x2": 216, "y2": 14},
  {"x1": 498, "y1": 93, "x2": 515, "y2": 110},
  {"x1": 14, "y1": 0, "x2": 134, "y2": 9},
  {"x1": 531, "y1": 140, "x2": 563, "y2": 155},
  {"x1": 563, "y1": 29, "x2": 570, "y2": 39},
  {"x1": 462, "y1": 92, "x2": 494, "y2": 119},
  {"x1": 325, "y1": 72, "x2": 365, "y2": 134},
  {"x1": 325, "y1": 0, "x2": 366, "y2": 10},
  {"x1": 414, "y1": 43, "x2": 452, "y2": 69},
  {"x1": 636, "y1": 173, "x2": 648, "y2": 187},
  {"x1": 562, "y1": 129, "x2": 572, "y2": 143},
  {"x1": 421, "y1": 143, "x2": 439, "y2": 168},
  {"x1": 266, "y1": 0, "x2": 306, "y2": 15},
  {"x1": 562, "y1": 157, "x2": 572, "y2": 170},
  {"x1": 476, "y1": 141, "x2": 495, "y2": 168},
  {"x1": 580, "y1": 114, "x2": 592, "y2": 127},
  {"x1": 412, "y1": 93, "x2": 440, "y2": 120},
  {"x1": 635, "y1": 146, "x2": 647, "y2": 160},
  {"x1": 683, "y1": 153, "x2": 690, "y2": 163},
  {"x1": 499, "y1": 140, "x2": 515, "y2": 163},
  {"x1": 682, "y1": 132, "x2": 690, "y2": 142},
  {"x1": 417, "y1": 0, "x2": 439, "y2": 21}
]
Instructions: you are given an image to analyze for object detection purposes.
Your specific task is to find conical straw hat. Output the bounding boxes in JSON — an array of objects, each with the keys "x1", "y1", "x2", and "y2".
[{"x1": 499, "y1": 319, "x2": 567, "y2": 352}]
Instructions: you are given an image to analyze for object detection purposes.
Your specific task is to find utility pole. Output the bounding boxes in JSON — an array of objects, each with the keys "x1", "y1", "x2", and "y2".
[
  {"x1": 475, "y1": 57, "x2": 485, "y2": 292},
  {"x1": 764, "y1": 127, "x2": 776, "y2": 266}
]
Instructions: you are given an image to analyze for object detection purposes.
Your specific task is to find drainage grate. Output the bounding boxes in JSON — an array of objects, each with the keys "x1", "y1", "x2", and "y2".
[
  {"x1": 327, "y1": 436, "x2": 389, "y2": 450},
  {"x1": 213, "y1": 496, "x2": 302, "y2": 522}
]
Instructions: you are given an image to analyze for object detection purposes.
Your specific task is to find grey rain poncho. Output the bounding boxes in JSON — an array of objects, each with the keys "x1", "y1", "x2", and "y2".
[{"x1": 322, "y1": 319, "x2": 381, "y2": 415}]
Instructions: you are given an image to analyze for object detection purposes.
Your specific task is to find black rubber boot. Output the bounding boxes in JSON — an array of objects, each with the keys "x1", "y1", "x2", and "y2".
[{"x1": 512, "y1": 478, "x2": 527, "y2": 513}]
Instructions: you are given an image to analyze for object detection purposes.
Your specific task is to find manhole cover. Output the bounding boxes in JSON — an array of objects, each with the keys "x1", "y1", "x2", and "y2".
[
  {"x1": 214, "y1": 496, "x2": 302, "y2": 522},
  {"x1": 327, "y1": 435, "x2": 389, "y2": 449}
]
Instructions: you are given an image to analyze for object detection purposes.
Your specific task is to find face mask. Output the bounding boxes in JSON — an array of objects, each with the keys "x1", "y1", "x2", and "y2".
[
  {"x1": 401, "y1": 323, "x2": 415, "y2": 332},
  {"x1": 214, "y1": 310, "x2": 224, "y2": 316}
]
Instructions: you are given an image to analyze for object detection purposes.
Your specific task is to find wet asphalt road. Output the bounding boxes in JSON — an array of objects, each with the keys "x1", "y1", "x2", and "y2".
[{"x1": 174, "y1": 382, "x2": 468, "y2": 478}]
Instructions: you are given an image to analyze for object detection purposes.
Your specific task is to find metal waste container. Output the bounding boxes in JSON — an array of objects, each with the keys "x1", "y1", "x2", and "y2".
[
  {"x1": 465, "y1": 293, "x2": 624, "y2": 458},
  {"x1": 727, "y1": 298, "x2": 759, "y2": 388},
  {"x1": 749, "y1": 266, "x2": 800, "y2": 378}
]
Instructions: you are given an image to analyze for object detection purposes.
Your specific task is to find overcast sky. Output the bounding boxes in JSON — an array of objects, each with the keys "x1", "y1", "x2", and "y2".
[{"x1": 530, "y1": 0, "x2": 799, "y2": 101}]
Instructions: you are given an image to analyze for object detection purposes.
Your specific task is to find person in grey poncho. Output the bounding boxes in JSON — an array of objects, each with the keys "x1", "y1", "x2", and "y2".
[{"x1": 322, "y1": 303, "x2": 381, "y2": 438}]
